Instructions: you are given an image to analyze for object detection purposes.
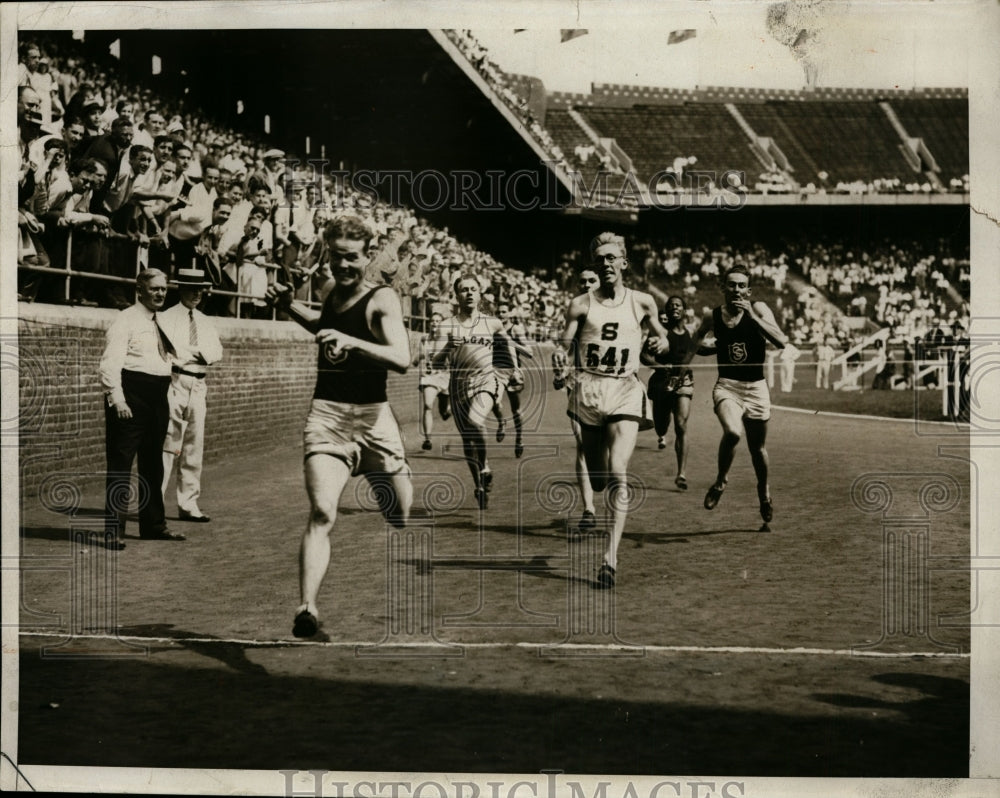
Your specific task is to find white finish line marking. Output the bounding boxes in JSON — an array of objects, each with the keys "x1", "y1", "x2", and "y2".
[
  {"x1": 17, "y1": 631, "x2": 968, "y2": 658},
  {"x1": 772, "y1": 403, "x2": 970, "y2": 426}
]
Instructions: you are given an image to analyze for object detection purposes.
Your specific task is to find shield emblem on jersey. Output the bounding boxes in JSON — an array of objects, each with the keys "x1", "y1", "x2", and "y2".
[
  {"x1": 729, "y1": 342, "x2": 748, "y2": 363},
  {"x1": 323, "y1": 342, "x2": 348, "y2": 366}
]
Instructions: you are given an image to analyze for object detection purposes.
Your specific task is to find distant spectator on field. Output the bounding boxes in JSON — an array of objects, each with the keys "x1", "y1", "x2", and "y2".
[
  {"x1": 900, "y1": 340, "x2": 914, "y2": 389},
  {"x1": 870, "y1": 339, "x2": 888, "y2": 390},
  {"x1": 871, "y1": 340, "x2": 896, "y2": 390},
  {"x1": 814, "y1": 338, "x2": 835, "y2": 389},
  {"x1": 779, "y1": 342, "x2": 800, "y2": 393}
]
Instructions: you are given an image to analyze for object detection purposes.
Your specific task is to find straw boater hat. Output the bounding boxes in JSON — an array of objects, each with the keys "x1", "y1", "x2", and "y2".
[{"x1": 173, "y1": 268, "x2": 213, "y2": 288}]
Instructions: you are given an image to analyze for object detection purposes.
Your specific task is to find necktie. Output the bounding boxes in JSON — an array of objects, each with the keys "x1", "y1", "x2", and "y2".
[
  {"x1": 189, "y1": 309, "x2": 198, "y2": 347},
  {"x1": 153, "y1": 313, "x2": 174, "y2": 360}
]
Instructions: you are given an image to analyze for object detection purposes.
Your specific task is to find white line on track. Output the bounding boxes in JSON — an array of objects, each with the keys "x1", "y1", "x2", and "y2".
[
  {"x1": 17, "y1": 631, "x2": 968, "y2": 658},
  {"x1": 772, "y1": 404, "x2": 971, "y2": 426}
]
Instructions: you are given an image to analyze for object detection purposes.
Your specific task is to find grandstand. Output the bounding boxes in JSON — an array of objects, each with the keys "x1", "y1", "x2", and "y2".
[{"x1": 446, "y1": 32, "x2": 969, "y2": 205}]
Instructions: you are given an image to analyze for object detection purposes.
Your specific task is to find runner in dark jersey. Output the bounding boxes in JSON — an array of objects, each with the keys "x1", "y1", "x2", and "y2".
[
  {"x1": 266, "y1": 215, "x2": 412, "y2": 638},
  {"x1": 646, "y1": 296, "x2": 696, "y2": 489},
  {"x1": 686, "y1": 265, "x2": 788, "y2": 529}
]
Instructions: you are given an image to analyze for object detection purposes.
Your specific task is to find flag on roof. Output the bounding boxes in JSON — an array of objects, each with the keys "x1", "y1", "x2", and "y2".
[
  {"x1": 560, "y1": 29, "x2": 588, "y2": 43},
  {"x1": 668, "y1": 29, "x2": 697, "y2": 45}
]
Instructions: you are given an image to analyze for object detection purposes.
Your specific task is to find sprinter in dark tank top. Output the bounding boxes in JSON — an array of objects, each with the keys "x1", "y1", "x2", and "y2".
[
  {"x1": 684, "y1": 265, "x2": 788, "y2": 530},
  {"x1": 265, "y1": 215, "x2": 413, "y2": 640}
]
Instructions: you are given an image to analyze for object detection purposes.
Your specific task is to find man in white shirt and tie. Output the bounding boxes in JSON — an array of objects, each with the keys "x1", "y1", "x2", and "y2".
[
  {"x1": 158, "y1": 268, "x2": 224, "y2": 523},
  {"x1": 99, "y1": 268, "x2": 185, "y2": 548}
]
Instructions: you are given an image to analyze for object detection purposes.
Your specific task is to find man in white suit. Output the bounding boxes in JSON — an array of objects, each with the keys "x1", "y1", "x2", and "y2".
[{"x1": 160, "y1": 268, "x2": 224, "y2": 522}]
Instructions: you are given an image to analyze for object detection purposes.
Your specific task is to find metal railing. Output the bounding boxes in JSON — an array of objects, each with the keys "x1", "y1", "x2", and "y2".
[{"x1": 19, "y1": 228, "x2": 334, "y2": 321}]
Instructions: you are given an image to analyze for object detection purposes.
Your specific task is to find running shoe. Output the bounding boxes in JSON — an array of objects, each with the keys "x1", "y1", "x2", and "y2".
[
  {"x1": 481, "y1": 470, "x2": 493, "y2": 492},
  {"x1": 704, "y1": 482, "x2": 726, "y2": 510},
  {"x1": 292, "y1": 609, "x2": 319, "y2": 638},
  {"x1": 514, "y1": 441, "x2": 524, "y2": 458},
  {"x1": 577, "y1": 510, "x2": 597, "y2": 531},
  {"x1": 496, "y1": 419, "x2": 506, "y2": 442},
  {"x1": 421, "y1": 439, "x2": 432, "y2": 451},
  {"x1": 760, "y1": 498, "x2": 773, "y2": 524},
  {"x1": 596, "y1": 564, "x2": 616, "y2": 589},
  {"x1": 657, "y1": 437, "x2": 666, "y2": 450},
  {"x1": 675, "y1": 475, "x2": 688, "y2": 490}
]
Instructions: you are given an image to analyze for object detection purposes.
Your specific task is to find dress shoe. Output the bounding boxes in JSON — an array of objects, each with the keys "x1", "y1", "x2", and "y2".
[
  {"x1": 139, "y1": 529, "x2": 187, "y2": 541},
  {"x1": 178, "y1": 510, "x2": 211, "y2": 523}
]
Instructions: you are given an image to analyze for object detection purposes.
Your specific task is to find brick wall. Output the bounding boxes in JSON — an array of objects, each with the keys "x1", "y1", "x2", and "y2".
[{"x1": 16, "y1": 303, "x2": 422, "y2": 497}]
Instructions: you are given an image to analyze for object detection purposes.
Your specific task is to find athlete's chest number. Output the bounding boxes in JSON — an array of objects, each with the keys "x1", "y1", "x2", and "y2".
[{"x1": 586, "y1": 345, "x2": 631, "y2": 375}]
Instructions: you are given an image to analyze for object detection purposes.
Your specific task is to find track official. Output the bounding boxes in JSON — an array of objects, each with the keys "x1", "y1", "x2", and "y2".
[
  {"x1": 99, "y1": 268, "x2": 186, "y2": 548},
  {"x1": 159, "y1": 267, "x2": 224, "y2": 523}
]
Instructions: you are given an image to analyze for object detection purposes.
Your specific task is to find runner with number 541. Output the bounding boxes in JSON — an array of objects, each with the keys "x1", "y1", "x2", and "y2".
[{"x1": 551, "y1": 232, "x2": 670, "y2": 590}]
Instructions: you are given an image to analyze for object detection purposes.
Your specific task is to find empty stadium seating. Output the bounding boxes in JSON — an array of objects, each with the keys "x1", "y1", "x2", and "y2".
[
  {"x1": 891, "y1": 98, "x2": 969, "y2": 185},
  {"x1": 578, "y1": 104, "x2": 763, "y2": 185}
]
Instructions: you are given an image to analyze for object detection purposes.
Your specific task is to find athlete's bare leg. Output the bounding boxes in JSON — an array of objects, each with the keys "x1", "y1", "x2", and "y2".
[
  {"x1": 673, "y1": 395, "x2": 691, "y2": 483},
  {"x1": 743, "y1": 417, "x2": 770, "y2": 503},
  {"x1": 713, "y1": 398, "x2": 744, "y2": 489},
  {"x1": 456, "y1": 391, "x2": 497, "y2": 504},
  {"x1": 299, "y1": 454, "x2": 352, "y2": 619},
  {"x1": 419, "y1": 386, "x2": 439, "y2": 445},
  {"x1": 578, "y1": 423, "x2": 610, "y2": 493},
  {"x1": 492, "y1": 391, "x2": 506, "y2": 441},
  {"x1": 508, "y1": 390, "x2": 524, "y2": 456},
  {"x1": 570, "y1": 417, "x2": 596, "y2": 518},
  {"x1": 364, "y1": 467, "x2": 413, "y2": 529},
  {"x1": 601, "y1": 419, "x2": 639, "y2": 572}
]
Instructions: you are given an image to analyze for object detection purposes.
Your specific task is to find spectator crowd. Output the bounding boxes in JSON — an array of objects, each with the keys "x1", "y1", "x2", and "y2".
[{"x1": 17, "y1": 35, "x2": 572, "y2": 334}]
